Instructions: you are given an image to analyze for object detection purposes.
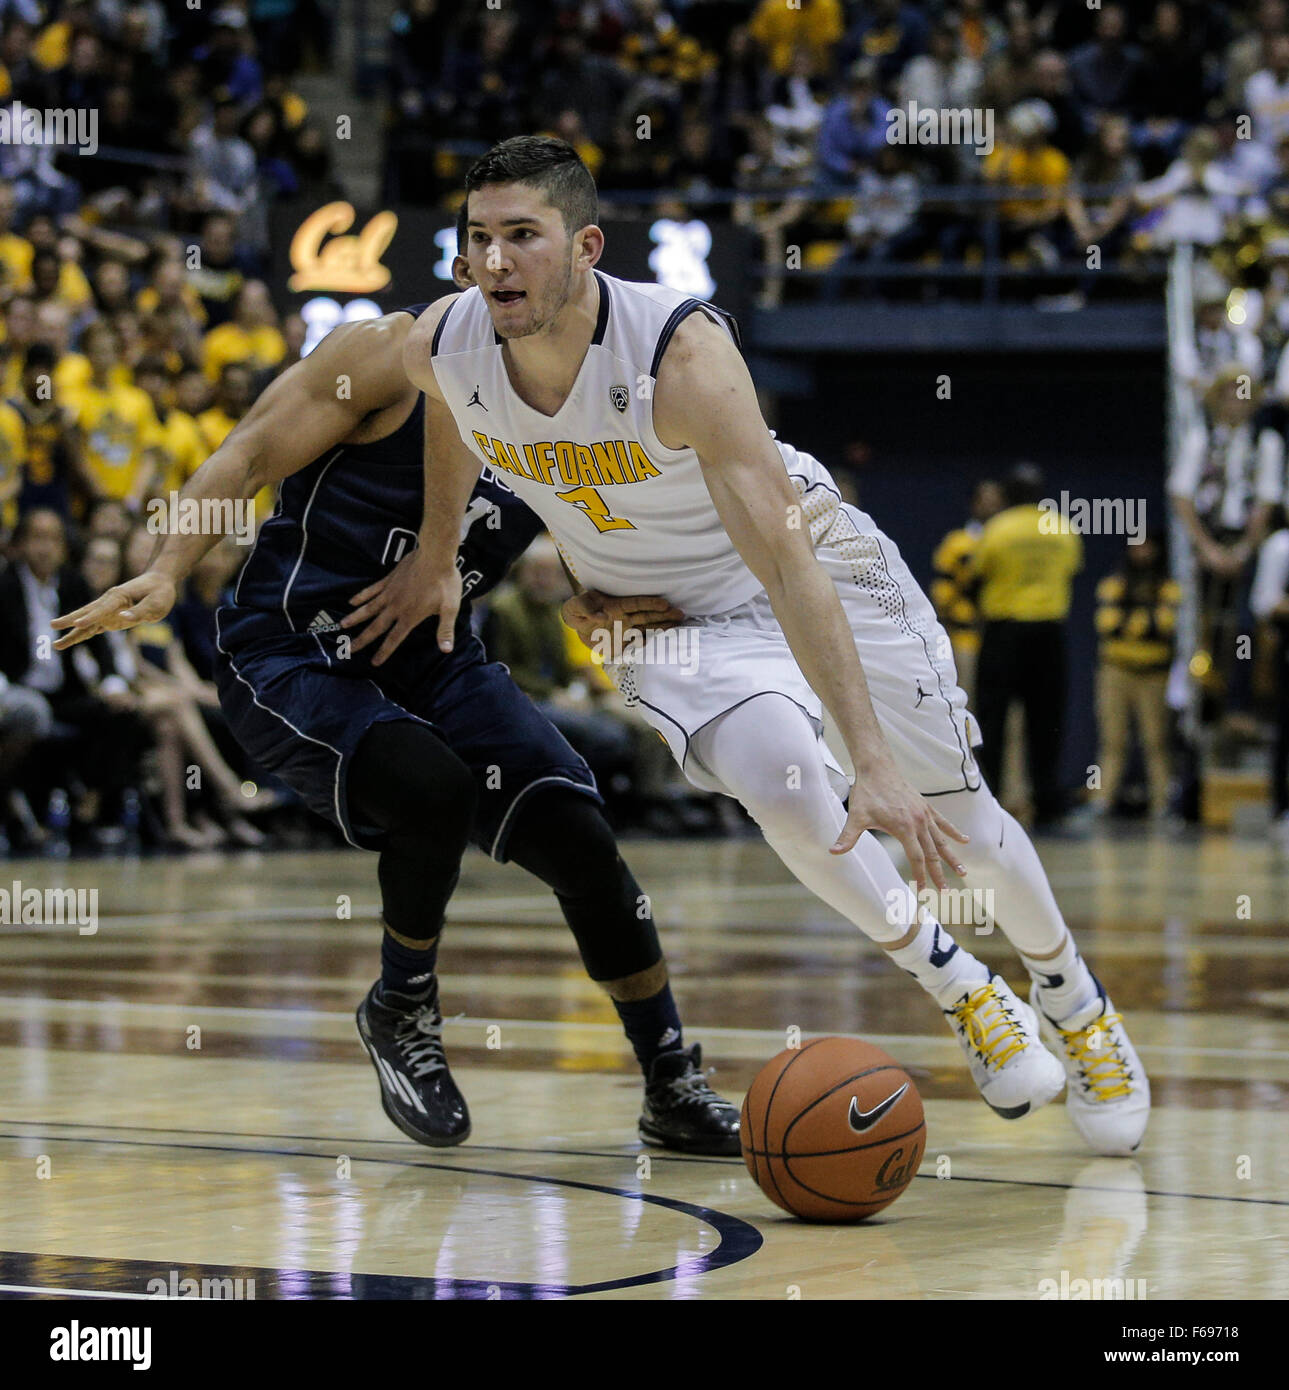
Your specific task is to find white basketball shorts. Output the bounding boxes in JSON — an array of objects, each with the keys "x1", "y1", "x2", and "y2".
[{"x1": 605, "y1": 502, "x2": 983, "y2": 801}]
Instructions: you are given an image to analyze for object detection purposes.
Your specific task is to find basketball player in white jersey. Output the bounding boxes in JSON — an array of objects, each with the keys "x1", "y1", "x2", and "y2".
[{"x1": 352, "y1": 137, "x2": 1149, "y2": 1156}]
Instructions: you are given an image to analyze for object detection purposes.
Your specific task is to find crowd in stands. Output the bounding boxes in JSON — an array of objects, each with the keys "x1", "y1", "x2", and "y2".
[
  {"x1": 9, "y1": 0, "x2": 1289, "y2": 852},
  {"x1": 383, "y1": 0, "x2": 1289, "y2": 303},
  {"x1": 1168, "y1": 196, "x2": 1289, "y2": 841},
  {"x1": 0, "y1": 0, "x2": 333, "y2": 854}
]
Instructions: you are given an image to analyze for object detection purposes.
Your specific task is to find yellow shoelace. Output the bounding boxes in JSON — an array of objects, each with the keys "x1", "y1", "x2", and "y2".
[
  {"x1": 1057, "y1": 1014, "x2": 1133, "y2": 1101},
  {"x1": 950, "y1": 984, "x2": 1028, "y2": 1069}
]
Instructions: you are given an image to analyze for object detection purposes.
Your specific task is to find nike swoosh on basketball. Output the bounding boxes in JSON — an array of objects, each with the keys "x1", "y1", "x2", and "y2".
[{"x1": 847, "y1": 1082, "x2": 909, "y2": 1133}]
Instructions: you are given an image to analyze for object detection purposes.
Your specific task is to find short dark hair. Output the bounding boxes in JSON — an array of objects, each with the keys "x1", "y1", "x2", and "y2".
[
  {"x1": 22, "y1": 342, "x2": 56, "y2": 372},
  {"x1": 13, "y1": 506, "x2": 66, "y2": 546},
  {"x1": 464, "y1": 136, "x2": 598, "y2": 238},
  {"x1": 1005, "y1": 462, "x2": 1046, "y2": 507},
  {"x1": 455, "y1": 199, "x2": 468, "y2": 256},
  {"x1": 133, "y1": 354, "x2": 170, "y2": 380}
]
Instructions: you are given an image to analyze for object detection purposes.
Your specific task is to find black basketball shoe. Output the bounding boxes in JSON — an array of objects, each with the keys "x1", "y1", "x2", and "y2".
[
  {"x1": 638, "y1": 1044, "x2": 741, "y2": 1156},
  {"x1": 355, "y1": 979, "x2": 471, "y2": 1146}
]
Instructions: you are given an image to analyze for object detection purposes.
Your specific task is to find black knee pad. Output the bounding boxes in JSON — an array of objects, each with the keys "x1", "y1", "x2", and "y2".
[
  {"x1": 506, "y1": 789, "x2": 663, "y2": 982},
  {"x1": 349, "y1": 718, "x2": 477, "y2": 844}
]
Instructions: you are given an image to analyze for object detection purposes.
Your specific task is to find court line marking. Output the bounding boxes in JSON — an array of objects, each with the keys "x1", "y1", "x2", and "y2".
[
  {"x1": 0, "y1": 1138, "x2": 765, "y2": 1299},
  {"x1": 2, "y1": 1126, "x2": 1287, "y2": 1211},
  {"x1": 0, "y1": 1115, "x2": 739, "y2": 1166},
  {"x1": 1, "y1": 996, "x2": 1285, "y2": 1062},
  {"x1": 0, "y1": 1284, "x2": 207, "y2": 1300}
]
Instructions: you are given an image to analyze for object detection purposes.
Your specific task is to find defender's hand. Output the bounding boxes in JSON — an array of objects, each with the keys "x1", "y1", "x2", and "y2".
[
  {"x1": 344, "y1": 550, "x2": 461, "y2": 665},
  {"x1": 51, "y1": 571, "x2": 177, "y2": 649},
  {"x1": 562, "y1": 589, "x2": 685, "y2": 656},
  {"x1": 833, "y1": 759, "x2": 969, "y2": 894}
]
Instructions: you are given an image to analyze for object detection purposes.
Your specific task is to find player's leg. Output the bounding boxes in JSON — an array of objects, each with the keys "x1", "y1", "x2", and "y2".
[
  {"x1": 818, "y1": 516, "x2": 1151, "y2": 1153},
  {"x1": 411, "y1": 644, "x2": 740, "y2": 1153},
  {"x1": 346, "y1": 718, "x2": 477, "y2": 1145},
  {"x1": 974, "y1": 621, "x2": 1014, "y2": 800},
  {"x1": 693, "y1": 693, "x2": 1064, "y2": 1119},
  {"x1": 929, "y1": 780, "x2": 1150, "y2": 1153},
  {"x1": 503, "y1": 788, "x2": 740, "y2": 1154},
  {"x1": 216, "y1": 634, "x2": 477, "y2": 1146},
  {"x1": 1022, "y1": 623, "x2": 1067, "y2": 825},
  {"x1": 1135, "y1": 671, "x2": 1171, "y2": 818},
  {"x1": 1096, "y1": 662, "x2": 1131, "y2": 812}
]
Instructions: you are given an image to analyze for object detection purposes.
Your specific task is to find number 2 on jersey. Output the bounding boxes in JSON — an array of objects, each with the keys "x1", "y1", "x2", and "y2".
[{"x1": 555, "y1": 484, "x2": 636, "y2": 534}]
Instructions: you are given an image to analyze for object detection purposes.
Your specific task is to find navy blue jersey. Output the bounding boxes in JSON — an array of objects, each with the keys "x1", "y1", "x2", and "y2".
[{"x1": 219, "y1": 302, "x2": 545, "y2": 649}]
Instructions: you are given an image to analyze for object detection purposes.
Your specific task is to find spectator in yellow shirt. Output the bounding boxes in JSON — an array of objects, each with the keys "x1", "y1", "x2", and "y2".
[
  {"x1": 0, "y1": 293, "x2": 37, "y2": 397},
  {"x1": 972, "y1": 463, "x2": 1083, "y2": 828},
  {"x1": 32, "y1": 300, "x2": 121, "y2": 397},
  {"x1": 62, "y1": 321, "x2": 165, "y2": 509},
  {"x1": 749, "y1": 0, "x2": 844, "y2": 77},
  {"x1": 198, "y1": 361, "x2": 275, "y2": 520},
  {"x1": 175, "y1": 363, "x2": 212, "y2": 420},
  {"x1": 88, "y1": 259, "x2": 132, "y2": 323},
  {"x1": 133, "y1": 356, "x2": 208, "y2": 497},
  {"x1": 1094, "y1": 533, "x2": 1179, "y2": 819},
  {"x1": 11, "y1": 342, "x2": 92, "y2": 522},
  {"x1": 136, "y1": 258, "x2": 208, "y2": 328},
  {"x1": 931, "y1": 477, "x2": 1005, "y2": 701},
  {"x1": 983, "y1": 100, "x2": 1071, "y2": 265},
  {"x1": 0, "y1": 392, "x2": 25, "y2": 533},
  {"x1": 0, "y1": 180, "x2": 33, "y2": 300},
  {"x1": 202, "y1": 279, "x2": 286, "y2": 383},
  {"x1": 29, "y1": 245, "x2": 94, "y2": 315}
]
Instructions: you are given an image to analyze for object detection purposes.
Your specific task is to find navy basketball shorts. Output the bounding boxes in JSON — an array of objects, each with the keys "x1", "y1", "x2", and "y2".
[{"x1": 213, "y1": 615, "x2": 600, "y2": 859}]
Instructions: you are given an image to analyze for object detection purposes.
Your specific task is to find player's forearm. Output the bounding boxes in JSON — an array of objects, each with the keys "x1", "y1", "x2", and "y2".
[
  {"x1": 147, "y1": 444, "x2": 260, "y2": 584},
  {"x1": 763, "y1": 556, "x2": 899, "y2": 777},
  {"x1": 418, "y1": 468, "x2": 478, "y2": 567}
]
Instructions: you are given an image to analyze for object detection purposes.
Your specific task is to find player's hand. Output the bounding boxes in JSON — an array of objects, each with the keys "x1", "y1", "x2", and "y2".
[
  {"x1": 562, "y1": 589, "x2": 685, "y2": 657},
  {"x1": 343, "y1": 549, "x2": 460, "y2": 665},
  {"x1": 51, "y1": 571, "x2": 177, "y2": 649},
  {"x1": 833, "y1": 757, "x2": 969, "y2": 895}
]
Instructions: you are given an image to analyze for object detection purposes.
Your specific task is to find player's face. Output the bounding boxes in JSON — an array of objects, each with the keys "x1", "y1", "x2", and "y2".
[{"x1": 466, "y1": 185, "x2": 582, "y2": 340}]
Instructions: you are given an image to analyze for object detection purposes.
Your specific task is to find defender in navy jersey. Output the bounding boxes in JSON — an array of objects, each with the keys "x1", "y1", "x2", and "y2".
[{"x1": 53, "y1": 278, "x2": 740, "y2": 1156}]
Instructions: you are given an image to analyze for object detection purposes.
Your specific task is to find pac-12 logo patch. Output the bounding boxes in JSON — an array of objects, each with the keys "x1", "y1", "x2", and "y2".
[{"x1": 609, "y1": 384, "x2": 630, "y2": 413}]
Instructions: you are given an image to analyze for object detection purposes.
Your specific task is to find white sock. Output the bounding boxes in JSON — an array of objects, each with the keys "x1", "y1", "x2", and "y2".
[
  {"x1": 886, "y1": 916, "x2": 990, "y2": 1009},
  {"x1": 696, "y1": 698, "x2": 992, "y2": 968},
  {"x1": 933, "y1": 787, "x2": 1099, "y2": 1018},
  {"x1": 1019, "y1": 932, "x2": 1098, "y2": 1023}
]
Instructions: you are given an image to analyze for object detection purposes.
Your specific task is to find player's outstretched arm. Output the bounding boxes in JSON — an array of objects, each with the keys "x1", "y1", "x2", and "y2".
[
  {"x1": 654, "y1": 313, "x2": 968, "y2": 891},
  {"x1": 53, "y1": 315, "x2": 415, "y2": 650},
  {"x1": 342, "y1": 296, "x2": 483, "y2": 663}
]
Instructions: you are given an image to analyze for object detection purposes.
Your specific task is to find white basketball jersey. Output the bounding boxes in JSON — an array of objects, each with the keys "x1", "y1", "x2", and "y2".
[{"x1": 430, "y1": 270, "x2": 840, "y2": 615}]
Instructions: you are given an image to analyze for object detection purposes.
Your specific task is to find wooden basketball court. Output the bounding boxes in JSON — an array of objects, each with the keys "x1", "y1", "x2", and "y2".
[{"x1": 1, "y1": 830, "x2": 1286, "y2": 1300}]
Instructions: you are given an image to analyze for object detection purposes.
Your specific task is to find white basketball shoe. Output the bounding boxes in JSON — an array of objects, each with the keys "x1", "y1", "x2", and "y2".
[
  {"x1": 944, "y1": 974, "x2": 1066, "y2": 1118},
  {"x1": 1031, "y1": 977, "x2": 1150, "y2": 1156}
]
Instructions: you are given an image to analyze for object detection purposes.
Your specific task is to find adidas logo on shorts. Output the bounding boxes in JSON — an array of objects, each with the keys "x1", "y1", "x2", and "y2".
[{"x1": 308, "y1": 609, "x2": 341, "y2": 633}]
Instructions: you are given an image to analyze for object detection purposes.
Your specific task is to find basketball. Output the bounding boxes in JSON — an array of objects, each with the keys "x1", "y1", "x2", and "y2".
[{"x1": 740, "y1": 1037, "x2": 926, "y2": 1222}]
